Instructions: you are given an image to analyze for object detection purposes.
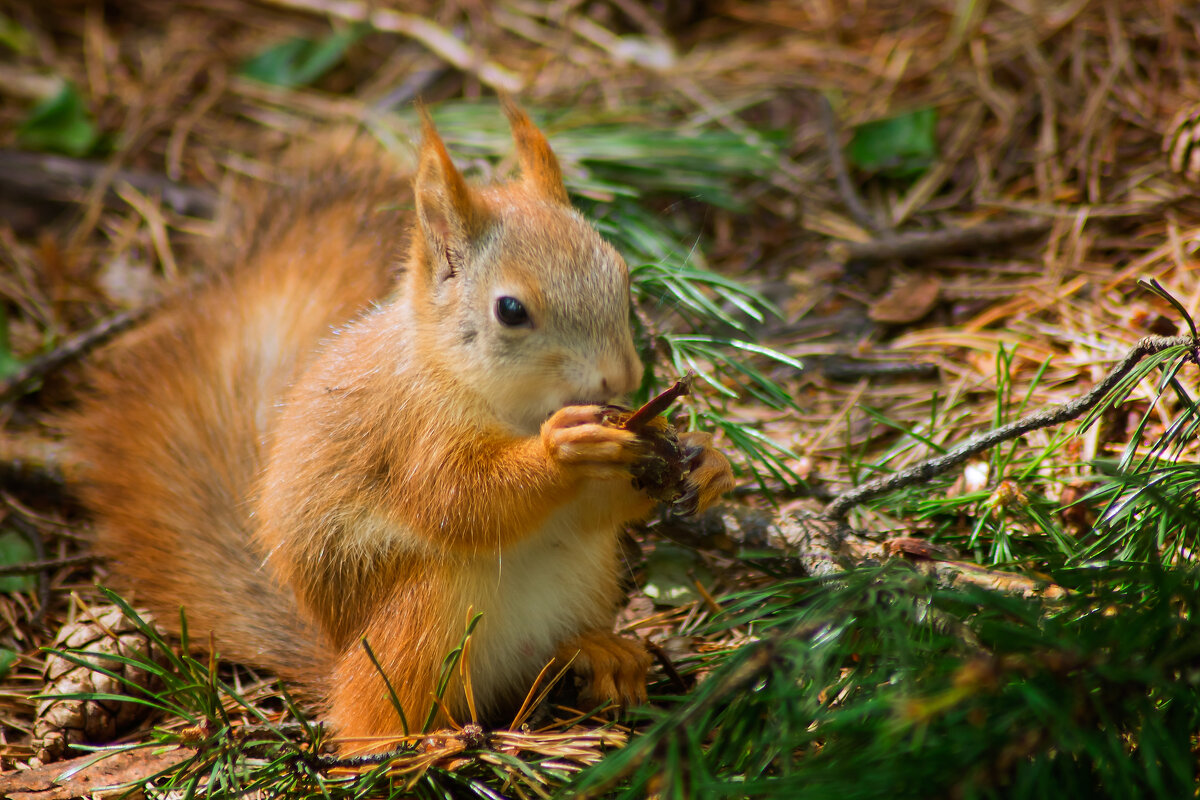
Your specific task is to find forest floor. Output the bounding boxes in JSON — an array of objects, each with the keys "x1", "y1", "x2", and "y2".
[{"x1": 2, "y1": 1, "x2": 1200, "y2": 797}]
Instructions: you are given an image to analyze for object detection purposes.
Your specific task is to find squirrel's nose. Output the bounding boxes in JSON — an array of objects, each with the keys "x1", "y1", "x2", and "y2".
[{"x1": 598, "y1": 348, "x2": 643, "y2": 399}]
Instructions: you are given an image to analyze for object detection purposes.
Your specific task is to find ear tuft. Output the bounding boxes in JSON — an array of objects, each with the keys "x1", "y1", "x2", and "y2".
[
  {"x1": 414, "y1": 103, "x2": 484, "y2": 279},
  {"x1": 500, "y1": 95, "x2": 570, "y2": 206}
]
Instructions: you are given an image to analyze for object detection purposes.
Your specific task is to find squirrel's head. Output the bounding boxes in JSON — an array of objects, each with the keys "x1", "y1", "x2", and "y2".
[{"x1": 409, "y1": 100, "x2": 643, "y2": 435}]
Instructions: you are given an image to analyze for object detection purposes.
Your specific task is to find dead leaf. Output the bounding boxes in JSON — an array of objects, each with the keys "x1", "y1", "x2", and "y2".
[{"x1": 868, "y1": 274, "x2": 941, "y2": 324}]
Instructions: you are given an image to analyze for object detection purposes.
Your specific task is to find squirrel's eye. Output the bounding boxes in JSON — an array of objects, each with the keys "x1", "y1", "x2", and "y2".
[{"x1": 495, "y1": 296, "x2": 530, "y2": 327}]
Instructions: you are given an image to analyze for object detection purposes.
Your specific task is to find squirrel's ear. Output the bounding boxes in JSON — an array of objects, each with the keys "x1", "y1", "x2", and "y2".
[
  {"x1": 501, "y1": 95, "x2": 570, "y2": 206},
  {"x1": 415, "y1": 106, "x2": 485, "y2": 279}
]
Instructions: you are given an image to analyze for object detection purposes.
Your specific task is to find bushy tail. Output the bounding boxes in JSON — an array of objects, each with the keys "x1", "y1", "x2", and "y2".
[{"x1": 64, "y1": 138, "x2": 411, "y2": 688}]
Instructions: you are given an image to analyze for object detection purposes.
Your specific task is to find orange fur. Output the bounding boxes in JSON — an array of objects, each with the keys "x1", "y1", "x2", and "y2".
[{"x1": 65, "y1": 108, "x2": 734, "y2": 751}]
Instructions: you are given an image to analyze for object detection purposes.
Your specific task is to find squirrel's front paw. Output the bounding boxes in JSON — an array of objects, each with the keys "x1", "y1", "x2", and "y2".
[
  {"x1": 674, "y1": 431, "x2": 735, "y2": 516},
  {"x1": 542, "y1": 405, "x2": 641, "y2": 480},
  {"x1": 554, "y1": 630, "x2": 651, "y2": 712}
]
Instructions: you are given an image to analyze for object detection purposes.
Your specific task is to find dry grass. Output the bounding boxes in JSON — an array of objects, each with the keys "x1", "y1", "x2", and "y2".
[{"x1": 2, "y1": 0, "x2": 1200, "y2": 790}]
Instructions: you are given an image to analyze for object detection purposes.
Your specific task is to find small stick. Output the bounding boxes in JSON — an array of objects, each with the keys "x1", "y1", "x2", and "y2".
[
  {"x1": 0, "y1": 148, "x2": 217, "y2": 218},
  {"x1": 621, "y1": 374, "x2": 693, "y2": 433},
  {"x1": 820, "y1": 357, "x2": 940, "y2": 382},
  {"x1": 0, "y1": 307, "x2": 150, "y2": 403},
  {"x1": 643, "y1": 637, "x2": 688, "y2": 693},
  {"x1": 817, "y1": 94, "x2": 886, "y2": 236}
]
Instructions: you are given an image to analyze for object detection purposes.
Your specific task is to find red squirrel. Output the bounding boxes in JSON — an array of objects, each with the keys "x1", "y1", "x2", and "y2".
[{"x1": 65, "y1": 100, "x2": 734, "y2": 750}]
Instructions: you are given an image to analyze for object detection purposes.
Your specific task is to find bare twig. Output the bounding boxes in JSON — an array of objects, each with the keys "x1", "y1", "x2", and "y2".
[
  {"x1": 621, "y1": 374, "x2": 692, "y2": 433},
  {"x1": 0, "y1": 148, "x2": 217, "y2": 218},
  {"x1": 643, "y1": 637, "x2": 688, "y2": 693},
  {"x1": 829, "y1": 217, "x2": 1052, "y2": 263},
  {"x1": 817, "y1": 95, "x2": 886, "y2": 235},
  {"x1": 824, "y1": 335, "x2": 1197, "y2": 518},
  {"x1": 0, "y1": 308, "x2": 150, "y2": 403},
  {"x1": 0, "y1": 553, "x2": 98, "y2": 577}
]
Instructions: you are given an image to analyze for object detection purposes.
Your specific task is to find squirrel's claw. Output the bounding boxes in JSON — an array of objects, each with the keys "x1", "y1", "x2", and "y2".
[{"x1": 673, "y1": 431, "x2": 735, "y2": 516}]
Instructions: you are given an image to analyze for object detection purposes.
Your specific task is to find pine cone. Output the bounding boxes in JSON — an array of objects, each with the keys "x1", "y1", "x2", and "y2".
[
  {"x1": 34, "y1": 604, "x2": 168, "y2": 762},
  {"x1": 600, "y1": 375, "x2": 693, "y2": 504}
]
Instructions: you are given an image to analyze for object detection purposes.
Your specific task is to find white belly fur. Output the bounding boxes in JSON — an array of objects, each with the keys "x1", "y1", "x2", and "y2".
[{"x1": 448, "y1": 496, "x2": 623, "y2": 712}]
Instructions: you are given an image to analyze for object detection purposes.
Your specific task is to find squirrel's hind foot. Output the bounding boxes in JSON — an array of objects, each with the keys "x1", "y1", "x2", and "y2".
[{"x1": 554, "y1": 630, "x2": 651, "y2": 712}]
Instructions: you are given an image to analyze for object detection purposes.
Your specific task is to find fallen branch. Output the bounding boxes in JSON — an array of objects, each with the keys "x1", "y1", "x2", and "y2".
[
  {"x1": 824, "y1": 334, "x2": 1196, "y2": 518},
  {"x1": 0, "y1": 149, "x2": 217, "y2": 218},
  {"x1": 662, "y1": 505, "x2": 1065, "y2": 599},
  {"x1": 829, "y1": 217, "x2": 1052, "y2": 263}
]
